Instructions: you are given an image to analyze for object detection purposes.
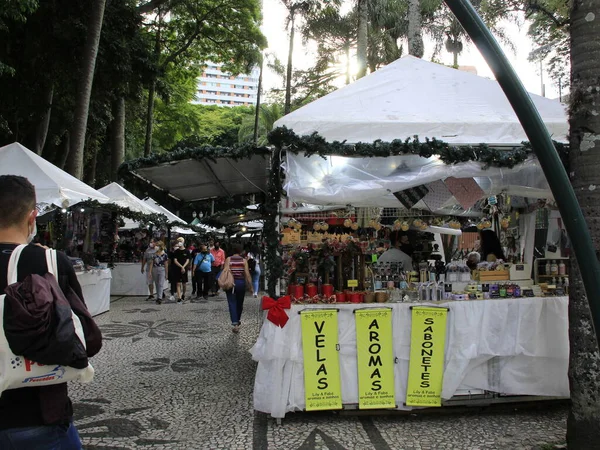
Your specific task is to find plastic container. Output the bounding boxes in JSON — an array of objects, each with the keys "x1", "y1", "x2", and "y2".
[
  {"x1": 306, "y1": 284, "x2": 318, "y2": 297},
  {"x1": 293, "y1": 284, "x2": 304, "y2": 299},
  {"x1": 348, "y1": 292, "x2": 363, "y2": 303},
  {"x1": 322, "y1": 284, "x2": 334, "y2": 297},
  {"x1": 335, "y1": 292, "x2": 347, "y2": 303}
]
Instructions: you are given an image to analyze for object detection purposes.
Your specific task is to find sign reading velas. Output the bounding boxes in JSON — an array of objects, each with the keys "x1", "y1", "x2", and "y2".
[
  {"x1": 355, "y1": 308, "x2": 395, "y2": 409},
  {"x1": 300, "y1": 309, "x2": 342, "y2": 411},
  {"x1": 405, "y1": 306, "x2": 449, "y2": 407}
]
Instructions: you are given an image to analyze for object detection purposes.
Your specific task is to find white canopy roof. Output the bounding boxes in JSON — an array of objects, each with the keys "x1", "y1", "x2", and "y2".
[
  {"x1": 275, "y1": 56, "x2": 568, "y2": 146},
  {"x1": 99, "y1": 182, "x2": 163, "y2": 216},
  {"x1": 0, "y1": 142, "x2": 109, "y2": 209}
]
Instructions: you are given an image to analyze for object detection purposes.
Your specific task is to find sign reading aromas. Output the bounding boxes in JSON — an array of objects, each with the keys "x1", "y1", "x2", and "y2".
[
  {"x1": 300, "y1": 309, "x2": 342, "y2": 411},
  {"x1": 355, "y1": 308, "x2": 396, "y2": 409},
  {"x1": 405, "y1": 306, "x2": 449, "y2": 407}
]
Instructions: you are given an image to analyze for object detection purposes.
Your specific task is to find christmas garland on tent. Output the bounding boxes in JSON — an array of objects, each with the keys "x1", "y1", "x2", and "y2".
[{"x1": 267, "y1": 126, "x2": 569, "y2": 169}]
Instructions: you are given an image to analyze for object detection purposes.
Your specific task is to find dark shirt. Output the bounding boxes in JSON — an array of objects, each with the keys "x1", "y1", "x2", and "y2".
[
  {"x1": 0, "y1": 244, "x2": 84, "y2": 429},
  {"x1": 173, "y1": 248, "x2": 189, "y2": 267}
]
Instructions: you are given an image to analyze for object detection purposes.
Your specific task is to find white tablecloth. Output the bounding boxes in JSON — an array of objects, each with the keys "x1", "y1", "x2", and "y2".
[
  {"x1": 110, "y1": 263, "x2": 149, "y2": 296},
  {"x1": 76, "y1": 269, "x2": 112, "y2": 317},
  {"x1": 251, "y1": 297, "x2": 570, "y2": 418}
]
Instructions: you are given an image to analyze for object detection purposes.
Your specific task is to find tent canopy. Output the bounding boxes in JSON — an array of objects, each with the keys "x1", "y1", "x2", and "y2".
[
  {"x1": 0, "y1": 142, "x2": 108, "y2": 209},
  {"x1": 99, "y1": 183, "x2": 164, "y2": 216},
  {"x1": 275, "y1": 56, "x2": 568, "y2": 146}
]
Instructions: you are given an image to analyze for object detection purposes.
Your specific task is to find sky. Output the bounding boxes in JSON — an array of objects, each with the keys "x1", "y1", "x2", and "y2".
[{"x1": 260, "y1": 0, "x2": 563, "y2": 100}]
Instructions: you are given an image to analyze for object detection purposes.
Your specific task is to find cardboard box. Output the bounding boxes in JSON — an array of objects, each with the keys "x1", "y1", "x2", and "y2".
[{"x1": 473, "y1": 270, "x2": 510, "y2": 281}]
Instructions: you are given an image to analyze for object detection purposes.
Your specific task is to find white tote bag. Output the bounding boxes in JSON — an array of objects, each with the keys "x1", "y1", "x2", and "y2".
[{"x1": 0, "y1": 245, "x2": 94, "y2": 394}]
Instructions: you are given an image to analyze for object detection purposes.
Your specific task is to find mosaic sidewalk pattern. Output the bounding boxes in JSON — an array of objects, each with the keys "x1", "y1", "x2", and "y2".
[{"x1": 70, "y1": 294, "x2": 568, "y2": 450}]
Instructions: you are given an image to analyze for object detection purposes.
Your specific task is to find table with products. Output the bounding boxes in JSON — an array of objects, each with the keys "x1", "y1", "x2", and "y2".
[
  {"x1": 110, "y1": 262, "x2": 149, "y2": 296},
  {"x1": 76, "y1": 268, "x2": 112, "y2": 316},
  {"x1": 251, "y1": 296, "x2": 569, "y2": 419}
]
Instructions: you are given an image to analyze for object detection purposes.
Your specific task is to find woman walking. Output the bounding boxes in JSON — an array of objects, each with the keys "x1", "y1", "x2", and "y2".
[
  {"x1": 141, "y1": 238, "x2": 157, "y2": 301},
  {"x1": 172, "y1": 237, "x2": 190, "y2": 303},
  {"x1": 224, "y1": 243, "x2": 253, "y2": 333},
  {"x1": 149, "y1": 241, "x2": 169, "y2": 304},
  {"x1": 246, "y1": 245, "x2": 261, "y2": 298}
]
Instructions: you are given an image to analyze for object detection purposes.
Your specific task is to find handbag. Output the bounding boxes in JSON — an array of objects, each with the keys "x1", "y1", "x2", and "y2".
[
  {"x1": 0, "y1": 245, "x2": 94, "y2": 394},
  {"x1": 218, "y1": 258, "x2": 235, "y2": 291}
]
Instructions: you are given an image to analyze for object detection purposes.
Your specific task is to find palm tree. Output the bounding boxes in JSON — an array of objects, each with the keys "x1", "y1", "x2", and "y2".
[
  {"x1": 356, "y1": 0, "x2": 369, "y2": 78},
  {"x1": 66, "y1": 0, "x2": 107, "y2": 179},
  {"x1": 567, "y1": 0, "x2": 600, "y2": 445},
  {"x1": 238, "y1": 104, "x2": 283, "y2": 145},
  {"x1": 407, "y1": 0, "x2": 424, "y2": 57}
]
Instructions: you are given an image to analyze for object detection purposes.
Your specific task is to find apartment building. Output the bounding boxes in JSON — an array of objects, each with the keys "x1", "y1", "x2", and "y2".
[{"x1": 195, "y1": 62, "x2": 259, "y2": 107}]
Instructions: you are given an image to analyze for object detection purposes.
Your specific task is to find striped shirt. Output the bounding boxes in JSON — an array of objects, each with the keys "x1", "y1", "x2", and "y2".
[{"x1": 229, "y1": 255, "x2": 246, "y2": 280}]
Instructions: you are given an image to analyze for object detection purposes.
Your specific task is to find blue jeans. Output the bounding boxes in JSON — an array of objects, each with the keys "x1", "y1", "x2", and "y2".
[
  {"x1": 0, "y1": 421, "x2": 82, "y2": 449},
  {"x1": 226, "y1": 279, "x2": 246, "y2": 325},
  {"x1": 252, "y1": 264, "x2": 261, "y2": 295}
]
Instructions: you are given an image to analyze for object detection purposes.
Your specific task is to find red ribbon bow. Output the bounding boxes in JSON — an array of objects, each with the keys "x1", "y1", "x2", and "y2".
[{"x1": 262, "y1": 295, "x2": 291, "y2": 328}]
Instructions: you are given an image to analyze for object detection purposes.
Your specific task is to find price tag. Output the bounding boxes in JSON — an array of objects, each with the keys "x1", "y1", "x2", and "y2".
[{"x1": 347, "y1": 280, "x2": 358, "y2": 288}]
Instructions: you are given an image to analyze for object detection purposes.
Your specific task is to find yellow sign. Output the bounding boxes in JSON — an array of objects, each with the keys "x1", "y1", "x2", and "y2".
[
  {"x1": 355, "y1": 308, "x2": 396, "y2": 409},
  {"x1": 406, "y1": 306, "x2": 449, "y2": 407},
  {"x1": 301, "y1": 310, "x2": 343, "y2": 411},
  {"x1": 347, "y1": 280, "x2": 358, "y2": 288},
  {"x1": 282, "y1": 230, "x2": 301, "y2": 245}
]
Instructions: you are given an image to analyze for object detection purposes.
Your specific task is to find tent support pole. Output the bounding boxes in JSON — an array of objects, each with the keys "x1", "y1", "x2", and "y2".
[{"x1": 444, "y1": 0, "x2": 600, "y2": 344}]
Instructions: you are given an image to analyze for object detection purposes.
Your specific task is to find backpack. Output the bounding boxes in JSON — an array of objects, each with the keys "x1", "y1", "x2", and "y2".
[
  {"x1": 247, "y1": 257, "x2": 257, "y2": 273},
  {"x1": 0, "y1": 245, "x2": 95, "y2": 394}
]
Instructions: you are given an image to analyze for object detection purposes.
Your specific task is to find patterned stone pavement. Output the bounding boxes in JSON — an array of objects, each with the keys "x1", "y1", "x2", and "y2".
[{"x1": 69, "y1": 293, "x2": 568, "y2": 450}]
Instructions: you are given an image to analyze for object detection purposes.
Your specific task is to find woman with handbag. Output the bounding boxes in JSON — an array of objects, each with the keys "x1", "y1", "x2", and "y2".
[{"x1": 221, "y1": 243, "x2": 252, "y2": 333}]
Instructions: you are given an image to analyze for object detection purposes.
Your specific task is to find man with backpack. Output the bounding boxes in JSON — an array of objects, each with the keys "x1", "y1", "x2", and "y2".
[{"x1": 0, "y1": 175, "x2": 102, "y2": 449}]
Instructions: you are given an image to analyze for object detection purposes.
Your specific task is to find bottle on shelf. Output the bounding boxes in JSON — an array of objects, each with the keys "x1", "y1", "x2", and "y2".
[
  {"x1": 559, "y1": 260, "x2": 566, "y2": 276},
  {"x1": 551, "y1": 260, "x2": 558, "y2": 276},
  {"x1": 499, "y1": 283, "x2": 507, "y2": 298},
  {"x1": 545, "y1": 260, "x2": 551, "y2": 277}
]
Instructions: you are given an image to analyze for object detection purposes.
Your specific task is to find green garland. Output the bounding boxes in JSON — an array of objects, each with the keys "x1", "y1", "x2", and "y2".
[
  {"x1": 261, "y1": 153, "x2": 284, "y2": 298},
  {"x1": 267, "y1": 126, "x2": 569, "y2": 169}
]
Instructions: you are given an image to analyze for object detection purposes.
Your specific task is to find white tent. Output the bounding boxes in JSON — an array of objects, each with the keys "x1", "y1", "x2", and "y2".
[
  {"x1": 0, "y1": 142, "x2": 109, "y2": 210},
  {"x1": 279, "y1": 57, "x2": 567, "y2": 208},
  {"x1": 99, "y1": 182, "x2": 164, "y2": 216},
  {"x1": 275, "y1": 55, "x2": 568, "y2": 146}
]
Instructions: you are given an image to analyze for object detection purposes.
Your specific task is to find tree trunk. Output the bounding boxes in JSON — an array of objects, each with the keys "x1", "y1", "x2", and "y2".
[
  {"x1": 31, "y1": 84, "x2": 54, "y2": 155},
  {"x1": 84, "y1": 140, "x2": 98, "y2": 187},
  {"x1": 284, "y1": 10, "x2": 295, "y2": 115},
  {"x1": 345, "y1": 44, "x2": 351, "y2": 85},
  {"x1": 356, "y1": 0, "x2": 368, "y2": 79},
  {"x1": 66, "y1": 0, "x2": 107, "y2": 180},
  {"x1": 567, "y1": 0, "x2": 600, "y2": 447},
  {"x1": 144, "y1": 79, "x2": 156, "y2": 156},
  {"x1": 253, "y1": 57, "x2": 263, "y2": 144},
  {"x1": 407, "y1": 0, "x2": 424, "y2": 58},
  {"x1": 111, "y1": 97, "x2": 126, "y2": 181},
  {"x1": 144, "y1": 18, "x2": 162, "y2": 156},
  {"x1": 453, "y1": 50, "x2": 459, "y2": 67},
  {"x1": 56, "y1": 132, "x2": 70, "y2": 171}
]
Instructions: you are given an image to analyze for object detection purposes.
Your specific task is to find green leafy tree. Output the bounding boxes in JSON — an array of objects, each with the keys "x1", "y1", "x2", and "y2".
[
  {"x1": 238, "y1": 103, "x2": 283, "y2": 145},
  {"x1": 140, "y1": 0, "x2": 266, "y2": 155}
]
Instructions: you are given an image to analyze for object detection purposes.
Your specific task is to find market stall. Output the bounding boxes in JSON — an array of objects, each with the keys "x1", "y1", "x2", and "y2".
[
  {"x1": 250, "y1": 56, "x2": 570, "y2": 418},
  {"x1": 0, "y1": 142, "x2": 114, "y2": 315}
]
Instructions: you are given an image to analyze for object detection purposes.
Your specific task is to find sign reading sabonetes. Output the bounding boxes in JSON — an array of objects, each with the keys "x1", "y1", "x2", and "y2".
[
  {"x1": 355, "y1": 308, "x2": 395, "y2": 409},
  {"x1": 300, "y1": 310, "x2": 342, "y2": 411},
  {"x1": 405, "y1": 306, "x2": 448, "y2": 407}
]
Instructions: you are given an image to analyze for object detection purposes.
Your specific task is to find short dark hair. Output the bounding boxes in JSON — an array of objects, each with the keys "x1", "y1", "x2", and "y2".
[
  {"x1": 0, "y1": 176, "x2": 36, "y2": 228},
  {"x1": 231, "y1": 243, "x2": 243, "y2": 255}
]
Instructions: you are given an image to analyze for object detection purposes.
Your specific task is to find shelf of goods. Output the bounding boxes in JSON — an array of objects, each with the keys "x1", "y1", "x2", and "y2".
[
  {"x1": 251, "y1": 296, "x2": 569, "y2": 419},
  {"x1": 76, "y1": 268, "x2": 112, "y2": 316}
]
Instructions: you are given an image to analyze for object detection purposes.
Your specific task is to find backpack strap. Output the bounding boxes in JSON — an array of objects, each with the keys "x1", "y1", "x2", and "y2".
[
  {"x1": 6, "y1": 244, "x2": 28, "y2": 285},
  {"x1": 45, "y1": 248, "x2": 58, "y2": 277}
]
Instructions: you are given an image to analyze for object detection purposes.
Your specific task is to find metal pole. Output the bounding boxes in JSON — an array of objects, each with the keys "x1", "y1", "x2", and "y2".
[{"x1": 444, "y1": 0, "x2": 600, "y2": 343}]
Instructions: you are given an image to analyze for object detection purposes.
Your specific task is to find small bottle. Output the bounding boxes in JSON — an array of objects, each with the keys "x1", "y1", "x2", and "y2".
[
  {"x1": 514, "y1": 285, "x2": 521, "y2": 297},
  {"x1": 551, "y1": 260, "x2": 558, "y2": 276},
  {"x1": 563, "y1": 277, "x2": 569, "y2": 295},
  {"x1": 499, "y1": 283, "x2": 507, "y2": 298},
  {"x1": 559, "y1": 260, "x2": 566, "y2": 276},
  {"x1": 551, "y1": 276, "x2": 556, "y2": 286},
  {"x1": 507, "y1": 284, "x2": 514, "y2": 297},
  {"x1": 545, "y1": 260, "x2": 551, "y2": 277}
]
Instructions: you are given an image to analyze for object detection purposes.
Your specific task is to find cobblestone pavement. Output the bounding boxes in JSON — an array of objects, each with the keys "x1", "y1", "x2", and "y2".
[{"x1": 70, "y1": 294, "x2": 568, "y2": 450}]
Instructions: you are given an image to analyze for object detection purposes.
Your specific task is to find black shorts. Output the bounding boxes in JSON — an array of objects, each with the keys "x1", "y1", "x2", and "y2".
[{"x1": 172, "y1": 269, "x2": 188, "y2": 283}]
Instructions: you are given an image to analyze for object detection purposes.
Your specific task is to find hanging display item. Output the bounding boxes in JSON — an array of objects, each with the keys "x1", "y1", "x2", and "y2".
[
  {"x1": 355, "y1": 308, "x2": 396, "y2": 409},
  {"x1": 300, "y1": 309, "x2": 343, "y2": 411},
  {"x1": 406, "y1": 306, "x2": 449, "y2": 407}
]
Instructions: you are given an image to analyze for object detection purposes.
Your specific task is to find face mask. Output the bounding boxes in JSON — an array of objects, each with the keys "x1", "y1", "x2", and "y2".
[
  {"x1": 27, "y1": 221, "x2": 37, "y2": 244},
  {"x1": 215, "y1": 245, "x2": 220, "y2": 249}
]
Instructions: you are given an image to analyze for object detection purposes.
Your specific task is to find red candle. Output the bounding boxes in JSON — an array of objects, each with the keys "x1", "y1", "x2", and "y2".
[
  {"x1": 293, "y1": 284, "x2": 304, "y2": 299},
  {"x1": 288, "y1": 284, "x2": 295, "y2": 295},
  {"x1": 349, "y1": 293, "x2": 363, "y2": 303},
  {"x1": 306, "y1": 284, "x2": 318, "y2": 297},
  {"x1": 322, "y1": 284, "x2": 334, "y2": 297},
  {"x1": 335, "y1": 292, "x2": 346, "y2": 303}
]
